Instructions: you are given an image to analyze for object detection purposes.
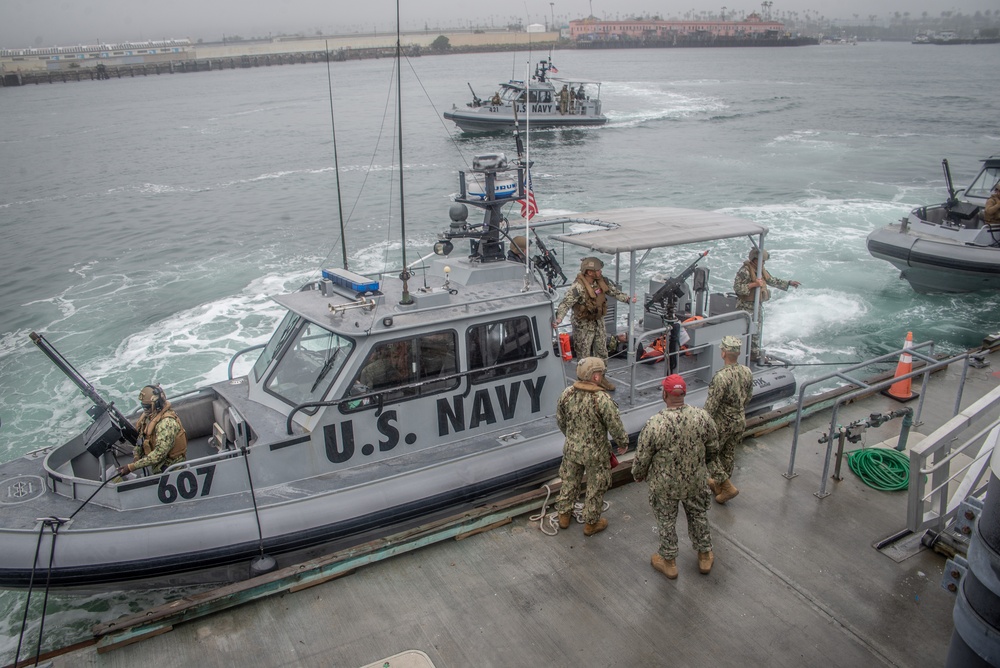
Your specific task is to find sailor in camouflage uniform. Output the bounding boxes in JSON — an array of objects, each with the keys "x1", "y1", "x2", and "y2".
[
  {"x1": 632, "y1": 374, "x2": 721, "y2": 579},
  {"x1": 555, "y1": 357, "x2": 629, "y2": 536},
  {"x1": 733, "y1": 248, "x2": 800, "y2": 361},
  {"x1": 553, "y1": 257, "x2": 636, "y2": 390},
  {"x1": 117, "y1": 385, "x2": 187, "y2": 477},
  {"x1": 704, "y1": 335, "x2": 753, "y2": 504}
]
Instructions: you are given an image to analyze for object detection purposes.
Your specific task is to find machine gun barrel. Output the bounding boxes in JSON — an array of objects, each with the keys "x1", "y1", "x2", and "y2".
[
  {"x1": 532, "y1": 233, "x2": 567, "y2": 286},
  {"x1": 645, "y1": 250, "x2": 709, "y2": 309},
  {"x1": 467, "y1": 82, "x2": 482, "y2": 106},
  {"x1": 29, "y1": 331, "x2": 139, "y2": 445},
  {"x1": 942, "y1": 158, "x2": 958, "y2": 206}
]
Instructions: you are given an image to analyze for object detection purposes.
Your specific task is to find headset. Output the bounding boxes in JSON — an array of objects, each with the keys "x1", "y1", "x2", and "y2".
[{"x1": 139, "y1": 384, "x2": 166, "y2": 413}]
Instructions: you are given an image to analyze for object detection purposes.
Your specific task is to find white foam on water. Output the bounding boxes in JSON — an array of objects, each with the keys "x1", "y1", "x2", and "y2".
[
  {"x1": 767, "y1": 129, "x2": 839, "y2": 150},
  {"x1": 603, "y1": 81, "x2": 726, "y2": 126}
]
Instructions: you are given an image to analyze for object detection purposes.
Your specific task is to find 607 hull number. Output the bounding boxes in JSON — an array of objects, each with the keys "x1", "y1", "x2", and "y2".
[{"x1": 157, "y1": 465, "x2": 216, "y2": 504}]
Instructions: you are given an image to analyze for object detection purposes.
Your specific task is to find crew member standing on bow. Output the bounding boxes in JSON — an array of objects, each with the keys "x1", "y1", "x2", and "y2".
[
  {"x1": 985, "y1": 182, "x2": 1000, "y2": 227},
  {"x1": 733, "y1": 248, "x2": 800, "y2": 362},
  {"x1": 553, "y1": 257, "x2": 636, "y2": 390},
  {"x1": 118, "y1": 385, "x2": 187, "y2": 477},
  {"x1": 632, "y1": 374, "x2": 721, "y2": 579},
  {"x1": 704, "y1": 336, "x2": 753, "y2": 504},
  {"x1": 555, "y1": 357, "x2": 629, "y2": 537}
]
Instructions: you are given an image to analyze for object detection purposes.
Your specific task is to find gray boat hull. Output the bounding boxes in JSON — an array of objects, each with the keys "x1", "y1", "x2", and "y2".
[{"x1": 866, "y1": 218, "x2": 1000, "y2": 294}]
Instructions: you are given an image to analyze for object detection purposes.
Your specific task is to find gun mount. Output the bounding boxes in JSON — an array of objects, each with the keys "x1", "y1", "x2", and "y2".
[{"x1": 30, "y1": 331, "x2": 139, "y2": 455}]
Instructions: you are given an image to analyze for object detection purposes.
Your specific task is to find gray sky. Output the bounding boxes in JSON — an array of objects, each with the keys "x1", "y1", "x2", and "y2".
[{"x1": 2, "y1": 0, "x2": 995, "y2": 49}]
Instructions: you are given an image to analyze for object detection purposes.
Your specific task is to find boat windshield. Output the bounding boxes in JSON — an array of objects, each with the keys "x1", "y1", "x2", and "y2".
[
  {"x1": 253, "y1": 311, "x2": 301, "y2": 382},
  {"x1": 966, "y1": 165, "x2": 1000, "y2": 199},
  {"x1": 264, "y1": 320, "x2": 354, "y2": 409}
]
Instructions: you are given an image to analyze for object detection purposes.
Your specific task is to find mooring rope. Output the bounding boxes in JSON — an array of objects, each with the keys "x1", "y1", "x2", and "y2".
[{"x1": 530, "y1": 483, "x2": 610, "y2": 536}]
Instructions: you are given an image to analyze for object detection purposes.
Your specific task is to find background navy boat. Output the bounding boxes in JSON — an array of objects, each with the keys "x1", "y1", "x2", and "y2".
[
  {"x1": 444, "y1": 58, "x2": 607, "y2": 133},
  {"x1": 867, "y1": 155, "x2": 1000, "y2": 294}
]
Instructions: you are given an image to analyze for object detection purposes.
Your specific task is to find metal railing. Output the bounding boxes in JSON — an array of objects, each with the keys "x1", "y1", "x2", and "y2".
[
  {"x1": 906, "y1": 383, "x2": 1000, "y2": 534},
  {"x1": 786, "y1": 341, "x2": 973, "y2": 497}
]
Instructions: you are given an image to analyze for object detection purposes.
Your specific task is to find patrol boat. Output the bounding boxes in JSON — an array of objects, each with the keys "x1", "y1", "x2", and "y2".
[
  {"x1": 866, "y1": 155, "x2": 1000, "y2": 293},
  {"x1": 443, "y1": 58, "x2": 607, "y2": 133},
  {"x1": 0, "y1": 151, "x2": 796, "y2": 591}
]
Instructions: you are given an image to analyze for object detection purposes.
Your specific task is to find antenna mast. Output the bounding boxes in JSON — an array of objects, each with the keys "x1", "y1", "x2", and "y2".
[{"x1": 395, "y1": 1, "x2": 412, "y2": 304}]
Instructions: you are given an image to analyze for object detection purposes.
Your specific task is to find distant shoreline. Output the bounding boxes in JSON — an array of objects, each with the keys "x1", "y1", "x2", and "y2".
[{"x1": 1, "y1": 34, "x2": 817, "y2": 88}]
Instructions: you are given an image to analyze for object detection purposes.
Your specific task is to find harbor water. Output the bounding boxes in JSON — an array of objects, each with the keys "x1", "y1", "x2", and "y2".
[{"x1": 1, "y1": 41, "x2": 998, "y2": 660}]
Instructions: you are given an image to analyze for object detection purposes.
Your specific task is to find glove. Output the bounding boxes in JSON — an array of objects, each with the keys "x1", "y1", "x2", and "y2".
[{"x1": 117, "y1": 464, "x2": 132, "y2": 477}]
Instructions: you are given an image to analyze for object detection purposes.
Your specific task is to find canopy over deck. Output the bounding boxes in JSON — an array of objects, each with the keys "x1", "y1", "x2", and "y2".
[{"x1": 537, "y1": 207, "x2": 768, "y2": 254}]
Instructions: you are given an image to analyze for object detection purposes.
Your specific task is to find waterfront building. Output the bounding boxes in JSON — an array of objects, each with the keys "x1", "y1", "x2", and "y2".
[{"x1": 569, "y1": 14, "x2": 785, "y2": 41}]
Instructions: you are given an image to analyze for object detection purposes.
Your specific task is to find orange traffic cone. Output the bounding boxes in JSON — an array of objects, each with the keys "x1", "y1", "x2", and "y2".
[{"x1": 883, "y1": 331, "x2": 919, "y2": 402}]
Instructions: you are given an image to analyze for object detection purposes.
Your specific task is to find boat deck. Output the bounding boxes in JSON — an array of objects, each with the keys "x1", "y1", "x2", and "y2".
[{"x1": 46, "y1": 349, "x2": 1000, "y2": 667}]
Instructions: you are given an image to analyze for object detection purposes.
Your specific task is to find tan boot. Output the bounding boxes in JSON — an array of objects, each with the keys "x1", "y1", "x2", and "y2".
[
  {"x1": 583, "y1": 517, "x2": 608, "y2": 536},
  {"x1": 698, "y1": 550, "x2": 715, "y2": 574},
  {"x1": 558, "y1": 513, "x2": 571, "y2": 529},
  {"x1": 707, "y1": 478, "x2": 719, "y2": 496},
  {"x1": 651, "y1": 554, "x2": 678, "y2": 579},
  {"x1": 715, "y1": 479, "x2": 740, "y2": 504}
]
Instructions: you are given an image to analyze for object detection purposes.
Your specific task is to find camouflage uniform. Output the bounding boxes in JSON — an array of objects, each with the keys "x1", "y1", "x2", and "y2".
[
  {"x1": 632, "y1": 404, "x2": 719, "y2": 560},
  {"x1": 734, "y1": 260, "x2": 792, "y2": 359},
  {"x1": 132, "y1": 412, "x2": 186, "y2": 474},
  {"x1": 986, "y1": 187, "x2": 1000, "y2": 227},
  {"x1": 704, "y1": 363, "x2": 753, "y2": 482},
  {"x1": 555, "y1": 383, "x2": 629, "y2": 524},
  {"x1": 555, "y1": 275, "x2": 630, "y2": 359}
]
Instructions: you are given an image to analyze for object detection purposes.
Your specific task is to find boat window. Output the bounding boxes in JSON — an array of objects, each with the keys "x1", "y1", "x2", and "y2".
[
  {"x1": 342, "y1": 330, "x2": 459, "y2": 411},
  {"x1": 467, "y1": 316, "x2": 537, "y2": 384},
  {"x1": 966, "y1": 166, "x2": 1000, "y2": 199},
  {"x1": 264, "y1": 322, "x2": 354, "y2": 410},
  {"x1": 252, "y1": 311, "x2": 302, "y2": 382}
]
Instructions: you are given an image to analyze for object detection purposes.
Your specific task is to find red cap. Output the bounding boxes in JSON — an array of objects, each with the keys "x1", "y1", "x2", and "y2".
[{"x1": 662, "y1": 374, "x2": 686, "y2": 395}]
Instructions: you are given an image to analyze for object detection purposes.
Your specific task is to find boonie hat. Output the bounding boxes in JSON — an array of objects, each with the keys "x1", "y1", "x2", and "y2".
[
  {"x1": 720, "y1": 335, "x2": 742, "y2": 353},
  {"x1": 511, "y1": 236, "x2": 527, "y2": 255},
  {"x1": 748, "y1": 248, "x2": 770, "y2": 262},
  {"x1": 580, "y1": 257, "x2": 604, "y2": 272},
  {"x1": 662, "y1": 374, "x2": 686, "y2": 395},
  {"x1": 577, "y1": 357, "x2": 606, "y2": 380}
]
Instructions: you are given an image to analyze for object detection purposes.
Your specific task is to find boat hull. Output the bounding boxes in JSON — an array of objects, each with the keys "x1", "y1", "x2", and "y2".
[
  {"x1": 0, "y1": 432, "x2": 566, "y2": 590},
  {"x1": 444, "y1": 109, "x2": 607, "y2": 133},
  {"x1": 866, "y1": 223, "x2": 1000, "y2": 293}
]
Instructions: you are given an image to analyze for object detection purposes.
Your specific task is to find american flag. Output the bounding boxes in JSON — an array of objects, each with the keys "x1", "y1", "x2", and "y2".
[
  {"x1": 549, "y1": 65, "x2": 559, "y2": 74},
  {"x1": 519, "y1": 187, "x2": 538, "y2": 221}
]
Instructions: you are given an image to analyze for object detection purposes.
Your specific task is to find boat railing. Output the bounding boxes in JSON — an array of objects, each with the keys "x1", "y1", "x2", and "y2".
[
  {"x1": 164, "y1": 448, "x2": 242, "y2": 473},
  {"x1": 228, "y1": 343, "x2": 267, "y2": 379},
  {"x1": 284, "y1": 350, "x2": 553, "y2": 434},
  {"x1": 906, "y1": 381, "x2": 1000, "y2": 535},
  {"x1": 624, "y1": 310, "x2": 751, "y2": 406},
  {"x1": 787, "y1": 342, "x2": 976, "y2": 498}
]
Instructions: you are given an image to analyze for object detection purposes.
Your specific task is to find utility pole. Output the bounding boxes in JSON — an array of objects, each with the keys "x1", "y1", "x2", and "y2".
[{"x1": 550, "y1": 3, "x2": 555, "y2": 32}]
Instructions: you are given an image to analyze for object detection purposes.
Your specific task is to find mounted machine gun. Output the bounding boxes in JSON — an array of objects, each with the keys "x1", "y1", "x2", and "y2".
[{"x1": 30, "y1": 331, "x2": 139, "y2": 457}]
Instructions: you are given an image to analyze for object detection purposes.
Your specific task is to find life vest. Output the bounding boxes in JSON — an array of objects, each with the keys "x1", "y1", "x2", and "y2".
[
  {"x1": 640, "y1": 335, "x2": 666, "y2": 361},
  {"x1": 136, "y1": 404, "x2": 188, "y2": 460},
  {"x1": 740, "y1": 261, "x2": 773, "y2": 302},
  {"x1": 571, "y1": 273, "x2": 610, "y2": 320}
]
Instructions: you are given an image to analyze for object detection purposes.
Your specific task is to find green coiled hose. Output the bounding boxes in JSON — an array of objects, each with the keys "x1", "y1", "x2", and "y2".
[{"x1": 846, "y1": 447, "x2": 910, "y2": 491}]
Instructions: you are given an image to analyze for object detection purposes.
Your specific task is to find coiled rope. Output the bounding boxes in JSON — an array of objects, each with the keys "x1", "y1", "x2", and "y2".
[
  {"x1": 846, "y1": 447, "x2": 910, "y2": 491},
  {"x1": 530, "y1": 483, "x2": 610, "y2": 536}
]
